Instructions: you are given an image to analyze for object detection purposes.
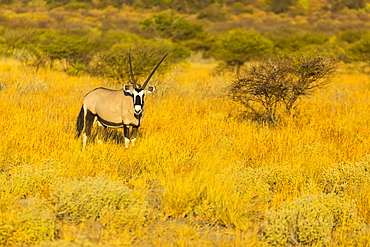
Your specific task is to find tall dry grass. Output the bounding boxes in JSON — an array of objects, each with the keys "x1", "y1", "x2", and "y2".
[{"x1": 0, "y1": 59, "x2": 370, "y2": 246}]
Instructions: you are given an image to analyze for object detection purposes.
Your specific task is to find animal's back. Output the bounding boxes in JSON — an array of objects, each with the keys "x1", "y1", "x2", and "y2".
[
  {"x1": 83, "y1": 87, "x2": 121, "y2": 113},
  {"x1": 82, "y1": 87, "x2": 137, "y2": 126}
]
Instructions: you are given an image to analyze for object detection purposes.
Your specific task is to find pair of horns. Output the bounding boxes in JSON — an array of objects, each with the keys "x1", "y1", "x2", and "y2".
[{"x1": 128, "y1": 53, "x2": 168, "y2": 90}]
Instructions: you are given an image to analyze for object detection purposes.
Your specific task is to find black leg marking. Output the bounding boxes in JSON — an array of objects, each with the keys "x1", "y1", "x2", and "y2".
[
  {"x1": 84, "y1": 110, "x2": 96, "y2": 137},
  {"x1": 76, "y1": 106, "x2": 85, "y2": 138},
  {"x1": 124, "y1": 125, "x2": 131, "y2": 148},
  {"x1": 124, "y1": 125, "x2": 130, "y2": 139}
]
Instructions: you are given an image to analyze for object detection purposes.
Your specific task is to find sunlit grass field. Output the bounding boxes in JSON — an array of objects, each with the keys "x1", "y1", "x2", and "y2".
[{"x1": 1, "y1": 59, "x2": 370, "y2": 246}]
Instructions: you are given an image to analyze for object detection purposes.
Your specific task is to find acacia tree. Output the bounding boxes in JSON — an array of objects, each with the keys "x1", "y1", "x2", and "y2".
[
  {"x1": 214, "y1": 28, "x2": 273, "y2": 75},
  {"x1": 228, "y1": 53, "x2": 338, "y2": 124}
]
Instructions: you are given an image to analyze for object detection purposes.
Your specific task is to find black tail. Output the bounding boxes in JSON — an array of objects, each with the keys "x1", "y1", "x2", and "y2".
[{"x1": 76, "y1": 106, "x2": 84, "y2": 138}]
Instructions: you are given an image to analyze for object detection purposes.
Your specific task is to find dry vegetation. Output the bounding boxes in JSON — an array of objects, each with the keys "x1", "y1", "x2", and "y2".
[{"x1": 1, "y1": 58, "x2": 370, "y2": 246}]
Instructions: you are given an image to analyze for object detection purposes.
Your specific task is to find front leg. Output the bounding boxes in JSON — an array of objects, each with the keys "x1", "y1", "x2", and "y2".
[
  {"x1": 124, "y1": 125, "x2": 130, "y2": 148},
  {"x1": 130, "y1": 126, "x2": 139, "y2": 146}
]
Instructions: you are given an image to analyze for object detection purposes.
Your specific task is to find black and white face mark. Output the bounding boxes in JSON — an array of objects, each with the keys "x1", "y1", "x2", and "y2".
[{"x1": 132, "y1": 89, "x2": 145, "y2": 115}]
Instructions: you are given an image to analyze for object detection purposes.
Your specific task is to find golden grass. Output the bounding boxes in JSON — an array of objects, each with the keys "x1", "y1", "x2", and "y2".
[{"x1": 1, "y1": 59, "x2": 370, "y2": 246}]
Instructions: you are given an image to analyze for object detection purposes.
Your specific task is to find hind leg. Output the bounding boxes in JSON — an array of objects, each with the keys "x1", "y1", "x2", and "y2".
[{"x1": 83, "y1": 110, "x2": 96, "y2": 149}]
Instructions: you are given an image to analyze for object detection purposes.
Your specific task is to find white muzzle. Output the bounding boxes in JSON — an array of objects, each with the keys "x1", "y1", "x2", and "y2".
[{"x1": 134, "y1": 105, "x2": 142, "y2": 115}]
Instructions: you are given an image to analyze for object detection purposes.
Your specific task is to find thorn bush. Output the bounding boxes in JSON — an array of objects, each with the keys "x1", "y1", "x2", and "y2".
[{"x1": 228, "y1": 53, "x2": 338, "y2": 124}]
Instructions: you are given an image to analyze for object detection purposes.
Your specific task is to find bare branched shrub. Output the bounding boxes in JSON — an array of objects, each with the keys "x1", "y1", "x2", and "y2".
[{"x1": 228, "y1": 53, "x2": 338, "y2": 124}]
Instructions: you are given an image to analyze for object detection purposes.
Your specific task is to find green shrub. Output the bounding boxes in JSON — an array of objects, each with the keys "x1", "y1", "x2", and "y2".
[
  {"x1": 213, "y1": 28, "x2": 273, "y2": 74},
  {"x1": 64, "y1": 1, "x2": 91, "y2": 10},
  {"x1": 337, "y1": 30, "x2": 367, "y2": 44},
  {"x1": 101, "y1": 31, "x2": 143, "y2": 49},
  {"x1": 346, "y1": 32, "x2": 370, "y2": 64},
  {"x1": 140, "y1": 12, "x2": 204, "y2": 42},
  {"x1": 262, "y1": 193, "x2": 363, "y2": 246},
  {"x1": 40, "y1": 30, "x2": 98, "y2": 73},
  {"x1": 51, "y1": 176, "x2": 147, "y2": 223},
  {"x1": 197, "y1": 7, "x2": 228, "y2": 22},
  {"x1": 0, "y1": 197, "x2": 55, "y2": 246},
  {"x1": 92, "y1": 40, "x2": 187, "y2": 83},
  {"x1": 271, "y1": 31, "x2": 330, "y2": 54}
]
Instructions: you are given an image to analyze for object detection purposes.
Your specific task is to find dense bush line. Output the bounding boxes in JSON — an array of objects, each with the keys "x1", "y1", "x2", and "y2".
[
  {"x1": 1, "y1": 0, "x2": 368, "y2": 12},
  {"x1": 1, "y1": 3, "x2": 370, "y2": 77}
]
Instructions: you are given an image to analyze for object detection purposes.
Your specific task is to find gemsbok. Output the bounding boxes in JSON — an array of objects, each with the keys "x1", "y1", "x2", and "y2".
[{"x1": 76, "y1": 53, "x2": 168, "y2": 149}]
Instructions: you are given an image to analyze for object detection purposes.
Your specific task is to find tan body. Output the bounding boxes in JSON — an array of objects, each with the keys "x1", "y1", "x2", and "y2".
[
  {"x1": 76, "y1": 53, "x2": 167, "y2": 149},
  {"x1": 83, "y1": 87, "x2": 140, "y2": 127},
  {"x1": 76, "y1": 84, "x2": 155, "y2": 149}
]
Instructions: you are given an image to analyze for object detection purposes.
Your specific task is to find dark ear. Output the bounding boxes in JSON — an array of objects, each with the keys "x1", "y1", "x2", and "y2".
[
  {"x1": 146, "y1": 85, "x2": 156, "y2": 94},
  {"x1": 123, "y1": 84, "x2": 132, "y2": 93}
]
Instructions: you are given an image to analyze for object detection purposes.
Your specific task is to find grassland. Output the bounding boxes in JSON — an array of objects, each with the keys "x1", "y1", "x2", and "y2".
[{"x1": 1, "y1": 58, "x2": 370, "y2": 246}]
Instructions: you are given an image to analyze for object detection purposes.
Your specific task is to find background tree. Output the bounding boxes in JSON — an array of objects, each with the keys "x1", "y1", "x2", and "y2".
[
  {"x1": 213, "y1": 28, "x2": 273, "y2": 75},
  {"x1": 228, "y1": 53, "x2": 338, "y2": 124},
  {"x1": 140, "y1": 12, "x2": 204, "y2": 42},
  {"x1": 91, "y1": 40, "x2": 186, "y2": 83},
  {"x1": 347, "y1": 32, "x2": 370, "y2": 71},
  {"x1": 268, "y1": 0, "x2": 294, "y2": 13},
  {"x1": 40, "y1": 30, "x2": 98, "y2": 75}
]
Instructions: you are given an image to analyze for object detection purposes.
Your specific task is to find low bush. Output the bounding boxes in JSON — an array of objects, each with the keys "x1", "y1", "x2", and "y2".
[
  {"x1": 320, "y1": 161, "x2": 370, "y2": 194},
  {"x1": 50, "y1": 176, "x2": 147, "y2": 223},
  {"x1": 0, "y1": 197, "x2": 55, "y2": 246},
  {"x1": 0, "y1": 164, "x2": 60, "y2": 199},
  {"x1": 262, "y1": 193, "x2": 363, "y2": 246}
]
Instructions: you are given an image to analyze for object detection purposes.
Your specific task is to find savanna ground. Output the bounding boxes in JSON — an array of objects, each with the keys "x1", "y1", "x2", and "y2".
[{"x1": 1, "y1": 58, "x2": 370, "y2": 246}]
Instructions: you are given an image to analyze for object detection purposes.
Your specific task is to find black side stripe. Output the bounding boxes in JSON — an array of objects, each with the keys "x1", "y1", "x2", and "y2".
[{"x1": 97, "y1": 115, "x2": 124, "y2": 128}]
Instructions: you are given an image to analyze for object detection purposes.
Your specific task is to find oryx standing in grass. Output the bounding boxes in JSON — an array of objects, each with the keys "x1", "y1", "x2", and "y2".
[{"x1": 76, "y1": 53, "x2": 168, "y2": 149}]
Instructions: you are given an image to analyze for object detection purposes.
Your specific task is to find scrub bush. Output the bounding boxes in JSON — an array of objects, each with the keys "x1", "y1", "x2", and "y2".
[
  {"x1": 51, "y1": 176, "x2": 147, "y2": 223},
  {"x1": 0, "y1": 197, "x2": 55, "y2": 246},
  {"x1": 0, "y1": 164, "x2": 60, "y2": 199},
  {"x1": 262, "y1": 193, "x2": 363, "y2": 246},
  {"x1": 320, "y1": 161, "x2": 370, "y2": 194}
]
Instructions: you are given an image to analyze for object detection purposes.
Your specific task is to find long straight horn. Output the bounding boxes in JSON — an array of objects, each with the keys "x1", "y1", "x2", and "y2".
[
  {"x1": 142, "y1": 53, "x2": 168, "y2": 89},
  {"x1": 128, "y1": 53, "x2": 136, "y2": 88}
]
